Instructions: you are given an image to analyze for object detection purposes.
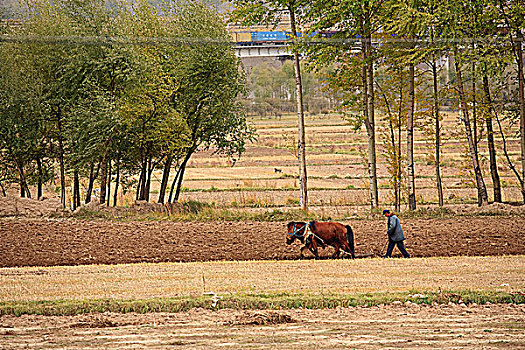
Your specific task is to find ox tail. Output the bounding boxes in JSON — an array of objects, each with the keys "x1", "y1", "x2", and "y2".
[{"x1": 345, "y1": 225, "x2": 355, "y2": 259}]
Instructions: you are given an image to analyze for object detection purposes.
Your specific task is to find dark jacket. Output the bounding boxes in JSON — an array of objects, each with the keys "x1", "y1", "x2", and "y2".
[{"x1": 387, "y1": 215, "x2": 405, "y2": 242}]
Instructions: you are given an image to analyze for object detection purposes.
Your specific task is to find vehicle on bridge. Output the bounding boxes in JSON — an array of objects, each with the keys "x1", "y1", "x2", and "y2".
[{"x1": 230, "y1": 29, "x2": 339, "y2": 46}]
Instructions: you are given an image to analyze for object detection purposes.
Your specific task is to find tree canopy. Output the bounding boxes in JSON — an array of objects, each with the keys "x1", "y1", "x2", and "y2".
[{"x1": 0, "y1": 0, "x2": 253, "y2": 207}]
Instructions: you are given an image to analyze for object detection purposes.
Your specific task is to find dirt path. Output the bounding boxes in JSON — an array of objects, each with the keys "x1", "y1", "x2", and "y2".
[
  {"x1": 1, "y1": 304, "x2": 524, "y2": 349},
  {"x1": 1, "y1": 217, "x2": 524, "y2": 267}
]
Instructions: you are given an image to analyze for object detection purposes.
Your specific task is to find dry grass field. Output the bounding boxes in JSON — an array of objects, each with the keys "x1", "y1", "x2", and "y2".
[
  {"x1": 1, "y1": 256, "x2": 523, "y2": 302},
  {"x1": 1, "y1": 257, "x2": 524, "y2": 349},
  {"x1": 134, "y1": 111, "x2": 525, "y2": 211}
]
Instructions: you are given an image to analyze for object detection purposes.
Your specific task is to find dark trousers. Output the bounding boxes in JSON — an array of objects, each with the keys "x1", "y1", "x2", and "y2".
[{"x1": 384, "y1": 239, "x2": 410, "y2": 258}]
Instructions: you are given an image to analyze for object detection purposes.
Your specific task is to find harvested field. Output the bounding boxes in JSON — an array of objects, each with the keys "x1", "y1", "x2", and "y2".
[
  {"x1": 1, "y1": 305, "x2": 524, "y2": 349},
  {"x1": 1, "y1": 217, "x2": 524, "y2": 267},
  {"x1": 2, "y1": 256, "x2": 523, "y2": 301}
]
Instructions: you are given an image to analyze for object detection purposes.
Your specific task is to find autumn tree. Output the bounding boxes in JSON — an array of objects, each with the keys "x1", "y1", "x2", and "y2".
[
  {"x1": 228, "y1": 0, "x2": 309, "y2": 211},
  {"x1": 496, "y1": 0, "x2": 525, "y2": 203},
  {"x1": 436, "y1": 0, "x2": 489, "y2": 206},
  {"x1": 305, "y1": 0, "x2": 386, "y2": 208},
  {"x1": 167, "y1": 0, "x2": 254, "y2": 202}
]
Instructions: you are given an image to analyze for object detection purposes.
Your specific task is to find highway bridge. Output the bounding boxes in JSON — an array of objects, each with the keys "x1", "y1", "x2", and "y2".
[{"x1": 235, "y1": 43, "x2": 291, "y2": 58}]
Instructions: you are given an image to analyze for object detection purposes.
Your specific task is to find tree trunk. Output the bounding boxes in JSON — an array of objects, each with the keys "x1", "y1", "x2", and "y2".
[
  {"x1": 85, "y1": 161, "x2": 99, "y2": 204},
  {"x1": 36, "y1": 156, "x2": 43, "y2": 199},
  {"x1": 361, "y1": 39, "x2": 371, "y2": 204},
  {"x1": 145, "y1": 157, "x2": 152, "y2": 202},
  {"x1": 158, "y1": 155, "x2": 173, "y2": 204},
  {"x1": 472, "y1": 60, "x2": 483, "y2": 206},
  {"x1": 138, "y1": 155, "x2": 148, "y2": 201},
  {"x1": 289, "y1": 9, "x2": 308, "y2": 212},
  {"x1": 472, "y1": 60, "x2": 479, "y2": 157},
  {"x1": 407, "y1": 62, "x2": 416, "y2": 210},
  {"x1": 73, "y1": 170, "x2": 80, "y2": 210},
  {"x1": 16, "y1": 160, "x2": 30, "y2": 198},
  {"x1": 454, "y1": 47, "x2": 488, "y2": 206},
  {"x1": 174, "y1": 151, "x2": 194, "y2": 202},
  {"x1": 99, "y1": 155, "x2": 107, "y2": 205},
  {"x1": 388, "y1": 119, "x2": 399, "y2": 211},
  {"x1": 363, "y1": 29, "x2": 378, "y2": 208},
  {"x1": 517, "y1": 29, "x2": 525, "y2": 203},
  {"x1": 397, "y1": 106, "x2": 402, "y2": 211},
  {"x1": 57, "y1": 111, "x2": 66, "y2": 208},
  {"x1": 482, "y1": 74, "x2": 502, "y2": 203},
  {"x1": 397, "y1": 78, "x2": 403, "y2": 212},
  {"x1": 378, "y1": 78, "x2": 401, "y2": 211},
  {"x1": 168, "y1": 162, "x2": 182, "y2": 203},
  {"x1": 106, "y1": 159, "x2": 111, "y2": 206},
  {"x1": 432, "y1": 60, "x2": 444, "y2": 207},
  {"x1": 86, "y1": 161, "x2": 94, "y2": 204},
  {"x1": 498, "y1": 1, "x2": 525, "y2": 203},
  {"x1": 136, "y1": 168, "x2": 143, "y2": 201},
  {"x1": 113, "y1": 154, "x2": 120, "y2": 207}
]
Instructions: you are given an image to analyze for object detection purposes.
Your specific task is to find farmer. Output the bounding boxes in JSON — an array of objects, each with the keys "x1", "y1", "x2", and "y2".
[{"x1": 382, "y1": 209, "x2": 410, "y2": 258}]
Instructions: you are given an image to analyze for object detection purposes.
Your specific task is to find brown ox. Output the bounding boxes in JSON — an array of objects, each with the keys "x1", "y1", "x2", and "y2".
[{"x1": 286, "y1": 221, "x2": 355, "y2": 259}]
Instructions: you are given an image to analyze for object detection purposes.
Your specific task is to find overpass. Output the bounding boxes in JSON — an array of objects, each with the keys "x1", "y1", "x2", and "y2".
[
  {"x1": 234, "y1": 41, "x2": 362, "y2": 58},
  {"x1": 234, "y1": 43, "x2": 291, "y2": 58}
]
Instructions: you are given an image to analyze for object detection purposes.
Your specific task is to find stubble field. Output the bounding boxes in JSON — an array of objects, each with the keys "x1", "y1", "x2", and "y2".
[
  {"x1": 1, "y1": 255, "x2": 524, "y2": 349},
  {"x1": 170, "y1": 112, "x2": 525, "y2": 212}
]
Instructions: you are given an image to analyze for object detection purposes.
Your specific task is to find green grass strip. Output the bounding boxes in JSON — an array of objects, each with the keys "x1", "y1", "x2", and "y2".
[
  {"x1": 2, "y1": 290, "x2": 523, "y2": 317},
  {"x1": 69, "y1": 204, "x2": 525, "y2": 223}
]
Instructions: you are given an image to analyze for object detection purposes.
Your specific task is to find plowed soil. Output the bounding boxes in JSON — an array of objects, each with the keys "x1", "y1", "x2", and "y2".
[{"x1": 1, "y1": 217, "x2": 524, "y2": 267}]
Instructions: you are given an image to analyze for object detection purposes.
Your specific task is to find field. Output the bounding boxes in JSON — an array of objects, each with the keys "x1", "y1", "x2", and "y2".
[
  {"x1": 1, "y1": 256, "x2": 524, "y2": 349},
  {"x1": 168, "y1": 111, "x2": 525, "y2": 213},
  {"x1": 1, "y1": 217, "x2": 525, "y2": 267},
  {"x1": 1, "y1": 303, "x2": 524, "y2": 349},
  {"x1": 2, "y1": 112, "x2": 525, "y2": 348}
]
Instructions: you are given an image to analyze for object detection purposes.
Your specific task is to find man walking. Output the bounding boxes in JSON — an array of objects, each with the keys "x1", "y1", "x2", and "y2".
[{"x1": 382, "y1": 209, "x2": 410, "y2": 258}]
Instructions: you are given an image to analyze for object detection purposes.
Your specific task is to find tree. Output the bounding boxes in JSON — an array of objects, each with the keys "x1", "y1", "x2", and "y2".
[
  {"x1": 437, "y1": 0, "x2": 489, "y2": 206},
  {"x1": 167, "y1": 0, "x2": 254, "y2": 202},
  {"x1": 306, "y1": 0, "x2": 386, "y2": 208},
  {"x1": 387, "y1": 0, "x2": 422, "y2": 210},
  {"x1": 0, "y1": 43, "x2": 40, "y2": 198},
  {"x1": 428, "y1": 12, "x2": 446, "y2": 207},
  {"x1": 228, "y1": 0, "x2": 309, "y2": 211},
  {"x1": 496, "y1": 0, "x2": 525, "y2": 203},
  {"x1": 467, "y1": 1, "x2": 504, "y2": 203},
  {"x1": 2, "y1": 0, "x2": 129, "y2": 209},
  {"x1": 375, "y1": 65, "x2": 407, "y2": 211},
  {"x1": 0, "y1": 0, "x2": 250, "y2": 206}
]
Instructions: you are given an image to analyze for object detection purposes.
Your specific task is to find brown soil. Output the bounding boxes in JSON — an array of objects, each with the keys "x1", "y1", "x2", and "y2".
[
  {"x1": 1, "y1": 217, "x2": 524, "y2": 267},
  {"x1": 1, "y1": 304, "x2": 524, "y2": 349}
]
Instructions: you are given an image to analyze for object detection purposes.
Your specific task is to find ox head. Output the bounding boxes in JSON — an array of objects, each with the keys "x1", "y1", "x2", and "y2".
[{"x1": 286, "y1": 221, "x2": 307, "y2": 245}]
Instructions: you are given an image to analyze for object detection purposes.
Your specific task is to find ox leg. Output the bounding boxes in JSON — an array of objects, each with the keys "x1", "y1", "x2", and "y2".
[
  {"x1": 332, "y1": 243, "x2": 341, "y2": 258},
  {"x1": 308, "y1": 246, "x2": 316, "y2": 257},
  {"x1": 300, "y1": 245, "x2": 308, "y2": 259},
  {"x1": 310, "y1": 240, "x2": 319, "y2": 259},
  {"x1": 342, "y1": 242, "x2": 354, "y2": 259}
]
